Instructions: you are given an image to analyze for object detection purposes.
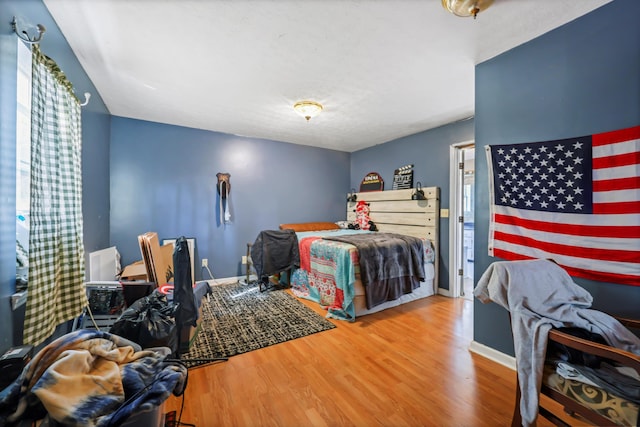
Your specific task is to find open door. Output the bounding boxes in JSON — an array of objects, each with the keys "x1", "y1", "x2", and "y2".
[{"x1": 449, "y1": 142, "x2": 475, "y2": 300}]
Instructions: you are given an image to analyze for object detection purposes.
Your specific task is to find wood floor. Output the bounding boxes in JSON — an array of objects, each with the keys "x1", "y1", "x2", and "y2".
[{"x1": 164, "y1": 294, "x2": 523, "y2": 426}]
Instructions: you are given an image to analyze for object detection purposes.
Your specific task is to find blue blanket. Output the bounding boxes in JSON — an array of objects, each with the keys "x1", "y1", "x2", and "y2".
[{"x1": 0, "y1": 329, "x2": 187, "y2": 426}]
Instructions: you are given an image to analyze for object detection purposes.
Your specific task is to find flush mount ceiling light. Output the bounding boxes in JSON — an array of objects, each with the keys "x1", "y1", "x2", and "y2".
[
  {"x1": 441, "y1": 0, "x2": 494, "y2": 19},
  {"x1": 293, "y1": 100, "x2": 323, "y2": 121}
]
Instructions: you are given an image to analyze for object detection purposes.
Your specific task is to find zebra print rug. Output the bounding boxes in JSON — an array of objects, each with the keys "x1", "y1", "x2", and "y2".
[{"x1": 180, "y1": 281, "x2": 336, "y2": 368}]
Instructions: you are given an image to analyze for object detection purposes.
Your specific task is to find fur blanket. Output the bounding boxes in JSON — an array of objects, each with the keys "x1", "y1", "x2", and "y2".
[{"x1": 0, "y1": 329, "x2": 187, "y2": 426}]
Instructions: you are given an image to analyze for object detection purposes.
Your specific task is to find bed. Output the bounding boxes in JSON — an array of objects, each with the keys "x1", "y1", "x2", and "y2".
[{"x1": 281, "y1": 187, "x2": 439, "y2": 320}]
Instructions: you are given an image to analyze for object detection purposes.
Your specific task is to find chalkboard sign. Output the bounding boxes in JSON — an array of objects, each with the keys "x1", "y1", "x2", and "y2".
[
  {"x1": 392, "y1": 164, "x2": 413, "y2": 190},
  {"x1": 360, "y1": 172, "x2": 384, "y2": 192}
]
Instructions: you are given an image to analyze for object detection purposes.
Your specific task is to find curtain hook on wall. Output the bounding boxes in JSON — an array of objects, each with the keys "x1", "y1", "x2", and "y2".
[
  {"x1": 11, "y1": 16, "x2": 46, "y2": 45},
  {"x1": 80, "y1": 92, "x2": 91, "y2": 106}
]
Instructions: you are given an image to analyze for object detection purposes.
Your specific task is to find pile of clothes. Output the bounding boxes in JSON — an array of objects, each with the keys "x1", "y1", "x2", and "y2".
[{"x1": 0, "y1": 329, "x2": 187, "y2": 426}]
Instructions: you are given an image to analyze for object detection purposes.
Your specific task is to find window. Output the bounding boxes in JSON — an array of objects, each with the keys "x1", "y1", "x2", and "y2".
[{"x1": 16, "y1": 39, "x2": 32, "y2": 286}]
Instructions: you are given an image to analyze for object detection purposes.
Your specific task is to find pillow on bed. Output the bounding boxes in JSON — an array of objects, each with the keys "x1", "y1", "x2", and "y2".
[{"x1": 279, "y1": 222, "x2": 340, "y2": 232}]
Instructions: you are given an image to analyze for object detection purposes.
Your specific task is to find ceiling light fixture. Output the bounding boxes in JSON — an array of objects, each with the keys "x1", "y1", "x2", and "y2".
[
  {"x1": 293, "y1": 100, "x2": 323, "y2": 121},
  {"x1": 441, "y1": 0, "x2": 494, "y2": 19}
]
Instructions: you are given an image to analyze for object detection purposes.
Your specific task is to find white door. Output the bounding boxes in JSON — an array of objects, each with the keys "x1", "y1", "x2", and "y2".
[{"x1": 449, "y1": 142, "x2": 475, "y2": 300}]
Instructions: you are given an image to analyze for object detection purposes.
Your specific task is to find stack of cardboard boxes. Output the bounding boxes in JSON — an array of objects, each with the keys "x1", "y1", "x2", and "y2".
[{"x1": 120, "y1": 232, "x2": 174, "y2": 284}]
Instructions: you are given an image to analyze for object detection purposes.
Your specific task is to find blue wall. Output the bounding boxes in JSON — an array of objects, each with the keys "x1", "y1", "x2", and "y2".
[
  {"x1": 110, "y1": 117, "x2": 350, "y2": 279},
  {"x1": 474, "y1": 0, "x2": 640, "y2": 355},
  {"x1": 0, "y1": 0, "x2": 111, "y2": 349},
  {"x1": 351, "y1": 119, "x2": 475, "y2": 291},
  {"x1": 3, "y1": 0, "x2": 638, "y2": 361}
]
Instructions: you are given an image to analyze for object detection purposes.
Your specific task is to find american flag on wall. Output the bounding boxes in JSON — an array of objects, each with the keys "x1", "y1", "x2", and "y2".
[{"x1": 486, "y1": 125, "x2": 640, "y2": 286}]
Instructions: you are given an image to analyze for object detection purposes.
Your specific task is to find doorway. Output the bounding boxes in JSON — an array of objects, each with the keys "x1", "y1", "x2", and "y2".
[{"x1": 449, "y1": 142, "x2": 475, "y2": 300}]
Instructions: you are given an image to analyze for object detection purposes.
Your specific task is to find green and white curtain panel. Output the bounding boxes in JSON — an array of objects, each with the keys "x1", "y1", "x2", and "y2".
[{"x1": 23, "y1": 45, "x2": 87, "y2": 346}]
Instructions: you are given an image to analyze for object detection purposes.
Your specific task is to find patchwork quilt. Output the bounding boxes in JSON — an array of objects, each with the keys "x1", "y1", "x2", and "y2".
[{"x1": 292, "y1": 237, "x2": 359, "y2": 321}]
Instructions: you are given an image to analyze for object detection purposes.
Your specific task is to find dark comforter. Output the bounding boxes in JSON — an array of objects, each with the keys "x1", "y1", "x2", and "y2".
[{"x1": 323, "y1": 232, "x2": 425, "y2": 309}]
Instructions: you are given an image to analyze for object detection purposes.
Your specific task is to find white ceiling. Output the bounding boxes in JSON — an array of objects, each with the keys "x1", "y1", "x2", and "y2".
[{"x1": 43, "y1": 0, "x2": 611, "y2": 153}]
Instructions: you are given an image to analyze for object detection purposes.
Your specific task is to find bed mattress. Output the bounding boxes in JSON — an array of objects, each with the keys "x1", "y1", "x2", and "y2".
[
  {"x1": 353, "y1": 263, "x2": 435, "y2": 316},
  {"x1": 291, "y1": 229, "x2": 435, "y2": 320}
]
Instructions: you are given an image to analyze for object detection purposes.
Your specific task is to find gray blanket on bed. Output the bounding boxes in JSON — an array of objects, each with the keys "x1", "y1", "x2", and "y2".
[
  {"x1": 323, "y1": 232, "x2": 425, "y2": 308},
  {"x1": 474, "y1": 259, "x2": 640, "y2": 427}
]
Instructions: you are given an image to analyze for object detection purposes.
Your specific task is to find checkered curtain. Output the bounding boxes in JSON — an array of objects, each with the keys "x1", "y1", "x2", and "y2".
[{"x1": 23, "y1": 45, "x2": 87, "y2": 346}]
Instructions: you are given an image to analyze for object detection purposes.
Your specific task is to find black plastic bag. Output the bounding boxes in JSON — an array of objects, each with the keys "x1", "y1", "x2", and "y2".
[{"x1": 110, "y1": 290, "x2": 179, "y2": 354}]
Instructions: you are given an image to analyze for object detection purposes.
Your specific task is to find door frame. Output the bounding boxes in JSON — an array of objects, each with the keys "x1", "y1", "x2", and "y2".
[{"x1": 448, "y1": 140, "x2": 474, "y2": 298}]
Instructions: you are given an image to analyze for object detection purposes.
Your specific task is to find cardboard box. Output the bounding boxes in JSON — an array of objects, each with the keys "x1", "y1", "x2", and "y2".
[
  {"x1": 138, "y1": 232, "x2": 174, "y2": 285},
  {"x1": 120, "y1": 261, "x2": 148, "y2": 281},
  {"x1": 159, "y1": 242, "x2": 174, "y2": 283}
]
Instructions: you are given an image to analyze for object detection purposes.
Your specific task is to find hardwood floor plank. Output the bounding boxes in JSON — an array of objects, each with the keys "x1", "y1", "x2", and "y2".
[{"x1": 166, "y1": 295, "x2": 524, "y2": 426}]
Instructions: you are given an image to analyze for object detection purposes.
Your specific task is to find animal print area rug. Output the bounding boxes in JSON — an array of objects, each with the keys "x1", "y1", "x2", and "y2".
[{"x1": 180, "y1": 281, "x2": 336, "y2": 368}]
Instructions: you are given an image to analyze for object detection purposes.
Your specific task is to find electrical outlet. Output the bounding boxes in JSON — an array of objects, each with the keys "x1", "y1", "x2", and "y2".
[
  {"x1": 242, "y1": 256, "x2": 247, "y2": 265},
  {"x1": 202, "y1": 258, "x2": 208, "y2": 268}
]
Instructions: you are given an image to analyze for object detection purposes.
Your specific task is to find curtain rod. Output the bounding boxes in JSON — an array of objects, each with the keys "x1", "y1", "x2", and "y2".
[
  {"x1": 11, "y1": 16, "x2": 45, "y2": 44},
  {"x1": 12, "y1": 16, "x2": 91, "y2": 107}
]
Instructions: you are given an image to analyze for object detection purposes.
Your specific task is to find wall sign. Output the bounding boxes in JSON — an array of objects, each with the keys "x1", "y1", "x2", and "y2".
[
  {"x1": 359, "y1": 172, "x2": 384, "y2": 192},
  {"x1": 392, "y1": 164, "x2": 413, "y2": 190}
]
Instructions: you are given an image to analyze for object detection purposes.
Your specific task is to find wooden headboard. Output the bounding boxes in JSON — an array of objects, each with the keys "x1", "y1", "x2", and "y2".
[
  {"x1": 347, "y1": 187, "x2": 440, "y2": 285},
  {"x1": 279, "y1": 222, "x2": 340, "y2": 232}
]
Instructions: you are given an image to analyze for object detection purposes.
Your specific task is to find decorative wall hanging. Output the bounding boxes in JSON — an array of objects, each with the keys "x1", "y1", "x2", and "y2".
[
  {"x1": 486, "y1": 125, "x2": 640, "y2": 286},
  {"x1": 359, "y1": 172, "x2": 384, "y2": 192},
  {"x1": 392, "y1": 164, "x2": 414, "y2": 190},
  {"x1": 216, "y1": 173, "x2": 231, "y2": 224}
]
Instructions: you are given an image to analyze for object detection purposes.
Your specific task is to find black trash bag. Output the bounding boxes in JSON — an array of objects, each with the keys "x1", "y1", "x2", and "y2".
[{"x1": 110, "y1": 289, "x2": 179, "y2": 354}]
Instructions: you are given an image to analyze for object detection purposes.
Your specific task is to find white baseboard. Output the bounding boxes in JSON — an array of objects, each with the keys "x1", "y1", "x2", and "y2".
[
  {"x1": 207, "y1": 275, "x2": 257, "y2": 286},
  {"x1": 438, "y1": 287, "x2": 451, "y2": 297},
  {"x1": 469, "y1": 340, "x2": 516, "y2": 371}
]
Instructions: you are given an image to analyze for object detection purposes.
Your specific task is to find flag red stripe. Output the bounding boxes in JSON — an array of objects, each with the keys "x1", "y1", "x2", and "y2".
[
  {"x1": 561, "y1": 265, "x2": 640, "y2": 286},
  {"x1": 493, "y1": 231, "x2": 640, "y2": 263},
  {"x1": 494, "y1": 213, "x2": 640, "y2": 238},
  {"x1": 592, "y1": 125, "x2": 640, "y2": 146},
  {"x1": 593, "y1": 200, "x2": 640, "y2": 214},
  {"x1": 593, "y1": 176, "x2": 640, "y2": 191},
  {"x1": 492, "y1": 248, "x2": 534, "y2": 261},
  {"x1": 493, "y1": 248, "x2": 640, "y2": 286},
  {"x1": 593, "y1": 151, "x2": 640, "y2": 169}
]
